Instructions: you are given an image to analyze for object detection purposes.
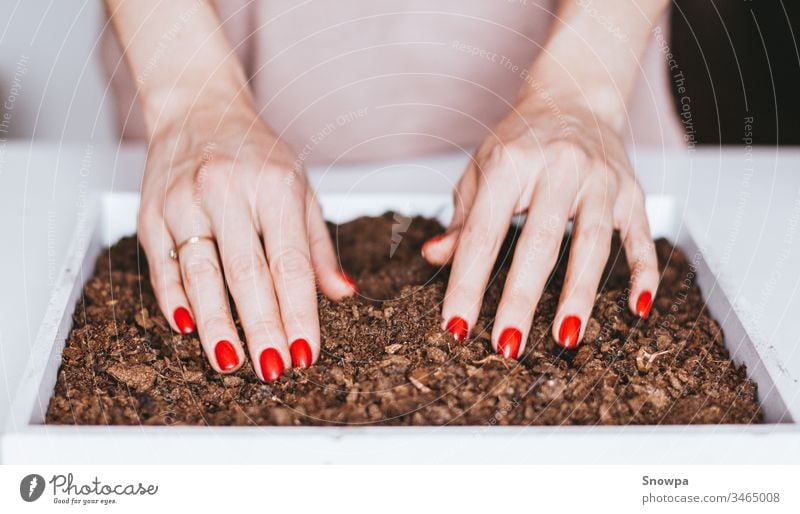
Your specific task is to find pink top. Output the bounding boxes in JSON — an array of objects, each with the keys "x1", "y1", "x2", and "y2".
[{"x1": 102, "y1": 0, "x2": 684, "y2": 165}]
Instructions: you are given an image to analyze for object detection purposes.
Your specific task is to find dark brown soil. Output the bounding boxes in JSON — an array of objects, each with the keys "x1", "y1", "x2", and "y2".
[{"x1": 45, "y1": 213, "x2": 762, "y2": 426}]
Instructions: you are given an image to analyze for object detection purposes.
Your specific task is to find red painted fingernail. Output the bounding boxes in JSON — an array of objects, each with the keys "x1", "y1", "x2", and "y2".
[
  {"x1": 340, "y1": 271, "x2": 360, "y2": 293},
  {"x1": 214, "y1": 340, "x2": 239, "y2": 371},
  {"x1": 636, "y1": 291, "x2": 653, "y2": 319},
  {"x1": 290, "y1": 338, "x2": 313, "y2": 369},
  {"x1": 558, "y1": 316, "x2": 582, "y2": 349},
  {"x1": 173, "y1": 307, "x2": 195, "y2": 334},
  {"x1": 446, "y1": 316, "x2": 469, "y2": 342},
  {"x1": 497, "y1": 327, "x2": 522, "y2": 359},
  {"x1": 421, "y1": 234, "x2": 444, "y2": 258},
  {"x1": 259, "y1": 348, "x2": 285, "y2": 382}
]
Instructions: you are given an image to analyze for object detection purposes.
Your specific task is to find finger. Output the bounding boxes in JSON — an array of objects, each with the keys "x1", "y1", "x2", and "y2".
[
  {"x1": 213, "y1": 205, "x2": 291, "y2": 380},
  {"x1": 172, "y1": 222, "x2": 247, "y2": 374},
  {"x1": 307, "y1": 191, "x2": 359, "y2": 299},
  {"x1": 491, "y1": 179, "x2": 574, "y2": 359},
  {"x1": 615, "y1": 184, "x2": 659, "y2": 319},
  {"x1": 138, "y1": 210, "x2": 195, "y2": 335},
  {"x1": 259, "y1": 185, "x2": 322, "y2": 370},
  {"x1": 552, "y1": 181, "x2": 615, "y2": 349},
  {"x1": 440, "y1": 169, "x2": 521, "y2": 342},
  {"x1": 421, "y1": 159, "x2": 479, "y2": 265}
]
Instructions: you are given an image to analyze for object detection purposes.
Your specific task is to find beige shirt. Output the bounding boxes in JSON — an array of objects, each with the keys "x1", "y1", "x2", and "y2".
[{"x1": 102, "y1": 0, "x2": 683, "y2": 164}]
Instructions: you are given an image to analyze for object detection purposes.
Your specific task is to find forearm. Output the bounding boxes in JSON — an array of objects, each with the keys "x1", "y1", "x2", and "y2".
[
  {"x1": 105, "y1": 0, "x2": 252, "y2": 136},
  {"x1": 522, "y1": 0, "x2": 670, "y2": 129}
]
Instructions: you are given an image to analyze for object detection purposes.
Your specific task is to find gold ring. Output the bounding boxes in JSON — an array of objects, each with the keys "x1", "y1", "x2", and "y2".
[{"x1": 169, "y1": 235, "x2": 215, "y2": 260}]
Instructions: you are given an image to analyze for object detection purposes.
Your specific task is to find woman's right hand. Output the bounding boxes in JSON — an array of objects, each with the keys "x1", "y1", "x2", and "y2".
[{"x1": 138, "y1": 97, "x2": 358, "y2": 381}]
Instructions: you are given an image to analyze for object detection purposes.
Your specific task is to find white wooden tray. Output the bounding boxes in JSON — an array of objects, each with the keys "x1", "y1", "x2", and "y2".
[{"x1": 2, "y1": 192, "x2": 795, "y2": 464}]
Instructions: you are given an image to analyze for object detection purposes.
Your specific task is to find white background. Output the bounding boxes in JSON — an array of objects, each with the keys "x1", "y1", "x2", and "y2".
[{"x1": 0, "y1": 0, "x2": 114, "y2": 141}]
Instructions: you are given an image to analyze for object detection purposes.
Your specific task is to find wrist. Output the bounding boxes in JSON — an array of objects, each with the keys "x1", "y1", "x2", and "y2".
[
  {"x1": 141, "y1": 76, "x2": 256, "y2": 140},
  {"x1": 517, "y1": 0, "x2": 671, "y2": 131},
  {"x1": 518, "y1": 73, "x2": 627, "y2": 130}
]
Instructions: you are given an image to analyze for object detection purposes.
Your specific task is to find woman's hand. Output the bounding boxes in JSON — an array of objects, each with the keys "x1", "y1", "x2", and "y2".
[
  {"x1": 422, "y1": 95, "x2": 659, "y2": 358},
  {"x1": 422, "y1": 0, "x2": 670, "y2": 358},
  {"x1": 138, "y1": 98, "x2": 357, "y2": 380},
  {"x1": 106, "y1": 0, "x2": 356, "y2": 380}
]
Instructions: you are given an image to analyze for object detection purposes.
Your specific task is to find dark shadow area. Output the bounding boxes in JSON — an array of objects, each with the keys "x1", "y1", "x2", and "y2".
[{"x1": 670, "y1": 1, "x2": 800, "y2": 145}]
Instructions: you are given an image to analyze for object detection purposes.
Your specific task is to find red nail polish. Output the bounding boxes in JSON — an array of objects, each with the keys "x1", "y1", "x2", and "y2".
[
  {"x1": 421, "y1": 234, "x2": 444, "y2": 257},
  {"x1": 558, "y1": 316, "x2": 582, "y2": 349},
  {"x1": 214, "y1": 340, "x2": 239, "y2": 371},
  {"x1": 290, "y1": 339, "x2": 313, "y2": 369},
  {"x1": 446, "y1": 316, "x2": 469, "y2": 342},
  {"x1": 259, "y1": 348, "x2": 285, "y2": 382},
  {"x1": 173, "y1": 307, "x2": 195, "y2": 334},
  {"x1": 636, "y1": 291, "x2": 653, "y2": 319},
  {"x1": 340, "y1": 271, "x2": 360, "y2": 293},
  {"x1": 498, "y1": 327, "x2": 522, "y2": 359}
]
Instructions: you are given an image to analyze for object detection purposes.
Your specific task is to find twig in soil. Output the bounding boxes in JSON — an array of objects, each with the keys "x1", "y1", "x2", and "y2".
[
  {"x1": 636, "y1": 347, "x2": 672, "y2": 372},
  {"x1": 472, "y1": 355, "x2": 512, "y2": 369}
]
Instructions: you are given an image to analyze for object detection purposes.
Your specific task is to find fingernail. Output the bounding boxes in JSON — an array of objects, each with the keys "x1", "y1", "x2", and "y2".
[
  {"x1": 636, "y1": 291, "x2": 653, "y2": 319},
  {"x1": 259, "y1": 348, "x2": 285, "y2": 382},
  {"x1": 290, "y1": 338, "x2": 313, "y2": 369},
  {"x1": 558, "y1": 316, "x2": 582, "y2": 349},
  {"x1": 214, "y1": 340, "x2": 239, "y2": 371},
  {"x1": 497, "y1": 327, "x2": 522, "y2": 359},
  {"x1": 173, "y1": 307, "x2": 195, "y2": 334},
  {"x1": 421, "y1": 234, "x2": 444, "y2": 258},
  {"x1": 446, "y1": 316, "x2": 469, "y2": 342},
  {"x1": 340, "y1": 271, "x2": 360, "y2": 293}
]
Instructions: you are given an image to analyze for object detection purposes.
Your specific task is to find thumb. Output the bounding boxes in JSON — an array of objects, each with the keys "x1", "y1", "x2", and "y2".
[{"x1": 421, "y1": 161, "x2": 478, "y2": 265}]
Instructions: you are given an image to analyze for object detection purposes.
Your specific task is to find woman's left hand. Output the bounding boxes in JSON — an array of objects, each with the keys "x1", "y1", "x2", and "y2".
[{"x1": 422, "y1": 94, "x2": 659, "y2": 358}]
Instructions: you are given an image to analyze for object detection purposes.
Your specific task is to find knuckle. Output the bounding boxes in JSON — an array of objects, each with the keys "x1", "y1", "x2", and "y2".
[
  {"x1": 225, "y1": 252, "x2": 265, "y2": 285},
  {"x1": 502, "y1": 279, "x2": 535, "y2": 306},
  {"x1": 452, "y1": 181, "x2": 470, "y2": 213},
  {"x1": 484, "y1": 144, "x2": 512, "y2": 170},
  {"x1": 149, "y1": 263, "x2": 179, "y2": 291},
  {"x1": 200, "y1": 311, "x2": 234, "y2": 334},
  {"x1": 137, "y1": 202, "x2": 163, "y2": 229},
  {"x1": 163, "y1": 174, "x2": 192, "y2": 203},
  {"x1": 198, "y1": 177, "x2": 228, "y2": 204},
  {"x1": 574, "y1": 223, "x2": 612, "y2": 253},
  {"x1": 628, "y1": 182, "x2": 647, "y2": 208},
  {"x1": 547, "y1": 139, "x2": 585, "y2": 166},
  {"x1": 259, "y1": 161, "x2": 307, "y2": 195},
  {"x1": 196, "y1": 159, "x2": 237, "y2": 201},
  {"x1": 616, "y1": 184, "x2": 650, "y2": 236},
  {"x1": 182, "y1": 256, "x2": 221, "y2": 287},
  {"x1": 245, "y1": 318, "x2": 284, "y2": 339},
  {"x1": 632, "y1": 239, "x2": 658, "y2": 266},
  {"x1": 478, "y1": 143, "x2": 498, "y2": 166},
  {"x1": 308, "y1": 230, "x2": 332, "y2": 256},
  {"x1": 280, "y1": 303, "x2": 317, "y2": 328},
  {"x1": 582, "y1": 217, "x2": 614, "y2": 236},
  {"x1": 270, "y1": 246, "x2": 313, "y2": 283},
  {"x1": 484, "y1": 144, "x2": 527, "y2": 179},
  {"x1": 526, "y1": 225, "x2": 562, "y2": 262},
  {"x1": 629, "y1": 244, "x2": 658, "y2": 283},
  {"x1": 582, "y1": 168, "x2": 616, "y2": 192},
  {"x1": 458, "y1": 225, "x2": 500, "y2": 258},
  {"x1": 448, "y1": 277, "x2": 483, "y2": 302},
  {"x1": 162, "y1": 182, "x2": 202, "y2": 225},
  {"x1": 268, "y1": 161, "x2": 303, "y2": 182},
  {"x1": 257, "y1": 189, "x2": 306, "y2": 225},
  {"x1": 148, "y1": 269, "x2": 169, "y2": 300}
]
